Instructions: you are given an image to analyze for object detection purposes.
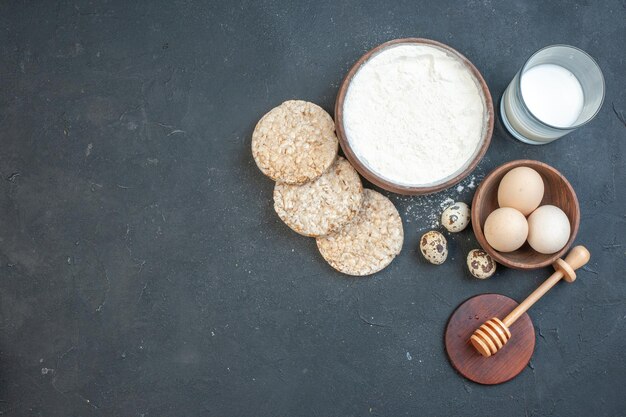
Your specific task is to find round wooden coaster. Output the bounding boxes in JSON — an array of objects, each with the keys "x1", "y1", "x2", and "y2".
[{"x1": 445, "y1": 293, "x2": 535, "y2": 385}]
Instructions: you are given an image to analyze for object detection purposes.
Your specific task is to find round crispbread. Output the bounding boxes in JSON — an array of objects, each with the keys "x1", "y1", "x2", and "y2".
[
  {"x1": 252, "y1": 100, "x2": 338, "y2": 184},
  {"x1": 273, "y1": 157, "x2": 363, "y2": 237},
  {"x1": 316, "y1": 189, "x2": 403, "y2": 276}
]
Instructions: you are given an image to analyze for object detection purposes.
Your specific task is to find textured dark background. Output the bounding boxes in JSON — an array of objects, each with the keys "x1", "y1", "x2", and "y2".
[{"x1": 1, "y1": 1, "x2": 625, "y2": 416}]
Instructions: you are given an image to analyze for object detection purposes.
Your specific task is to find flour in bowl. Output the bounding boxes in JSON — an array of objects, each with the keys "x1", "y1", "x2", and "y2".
[{"x1": 342, "y1": 43, "x2": 487, "y2": 186}]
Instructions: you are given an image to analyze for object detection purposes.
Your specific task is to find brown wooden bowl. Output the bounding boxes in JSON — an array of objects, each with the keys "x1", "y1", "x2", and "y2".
[
  {"x1": 334, "y1": 38, "x2": 494, "y2": 195},
  {"x1": 471, "y1": 160, "x2": 580, "y2": 270}
]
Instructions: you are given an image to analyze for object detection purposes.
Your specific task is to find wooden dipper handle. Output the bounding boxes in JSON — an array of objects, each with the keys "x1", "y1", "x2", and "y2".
[
  {"x1": 502, "y1": 246, "x2": 590, "y2": 327},
  {"x1": 470, "y1": 246, "x2": 590, "y2": 358}
]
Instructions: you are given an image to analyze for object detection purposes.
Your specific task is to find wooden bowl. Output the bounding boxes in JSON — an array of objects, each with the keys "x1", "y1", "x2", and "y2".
[
  {"x1": 335, "y1": 38, "x2": 494, "y2": 195},
  {"x1": 471, "y1": 160, "x2": 580, "y2": 270}
]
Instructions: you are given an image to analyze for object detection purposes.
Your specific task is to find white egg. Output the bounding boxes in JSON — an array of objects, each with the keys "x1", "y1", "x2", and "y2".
[
  {"x1": 484, "y1": 207, "x2": 528, "y2": 252},
  {"x1": 527, "y1": 205, "x2": 571, "y2": 254},
  {"x1": 441, "y1": 202, "x2": 470, "y2": 233},
  {"x1": 498, "y1": 167, "x2": 544, "y2": 216}
]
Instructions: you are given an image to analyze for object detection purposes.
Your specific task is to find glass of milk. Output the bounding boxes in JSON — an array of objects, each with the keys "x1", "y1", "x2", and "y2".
[{"x1": 501, "y1": 45, "x2": 605, "y2": 145}]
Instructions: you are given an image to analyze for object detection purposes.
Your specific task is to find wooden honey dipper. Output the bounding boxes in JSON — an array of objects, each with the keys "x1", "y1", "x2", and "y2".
[{"x1": 470, "y1": 245, "x2": 590, "y2": 358}]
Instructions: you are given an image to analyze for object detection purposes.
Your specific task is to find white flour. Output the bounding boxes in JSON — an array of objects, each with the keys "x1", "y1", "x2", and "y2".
[{"x1": 343, "y1": 44, "x2": 486, "y2": 186}]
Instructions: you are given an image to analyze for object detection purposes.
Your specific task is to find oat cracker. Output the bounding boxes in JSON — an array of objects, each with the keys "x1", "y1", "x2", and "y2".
[
  {"x1": 252, "y1": 100, "x2": 338, "y2": 184},
  {"x1": 274, "y1": 157, "x2": 363, "y2": 237},
  {"x1": 316, "y1": 189, "x2": 403, "y2": 276}
]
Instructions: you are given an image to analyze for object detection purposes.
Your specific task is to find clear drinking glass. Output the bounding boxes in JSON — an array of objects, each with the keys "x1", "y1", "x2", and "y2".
[{"x1": 501, "y1": 45, "x2": 605, "y2": 145}]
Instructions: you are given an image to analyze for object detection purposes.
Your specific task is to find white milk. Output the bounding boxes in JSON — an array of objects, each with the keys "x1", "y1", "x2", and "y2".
[{"x1": 520, "y1": 64, "x2": 584, "y2": 127}]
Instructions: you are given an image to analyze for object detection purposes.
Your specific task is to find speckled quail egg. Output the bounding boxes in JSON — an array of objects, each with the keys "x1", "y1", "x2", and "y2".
[
  {"x1": 419, "y1": 231, "x2": 448, "y2": 265},
  {"x1": 441, "y1": 202, "x2": 471, "y2": 233},
  {"x1": 466, "y1": 249, "x2": 496, "y2": 279}
]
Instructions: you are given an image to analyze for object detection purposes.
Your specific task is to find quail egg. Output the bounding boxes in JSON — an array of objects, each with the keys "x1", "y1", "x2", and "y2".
[
  {"x1": 441, "y1": 202, "x2": 470, "y2": 233},
  {"x1": 467, "y1": 249, "x2": 496, "y2": 279},
  {"x1": 419, "y1": 231, "x2": 448, "y2": 265}
]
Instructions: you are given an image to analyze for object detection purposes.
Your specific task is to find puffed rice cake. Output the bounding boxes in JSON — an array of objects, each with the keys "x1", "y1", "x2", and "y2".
[
  {"x1": 316, "y1": 189, "x2": 403, "y2": 276},
  {"x1": 252, "y1": 100, "x2": 338, "y2": 184},
  {"x1": 273, "y1": 157, "x2": 363, "y2": 237}
]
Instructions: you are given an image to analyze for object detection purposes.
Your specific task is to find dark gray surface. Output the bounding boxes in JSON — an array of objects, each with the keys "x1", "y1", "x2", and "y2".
[{"x1": 1, "y1": 1, "x2": 625, "y2": 416}]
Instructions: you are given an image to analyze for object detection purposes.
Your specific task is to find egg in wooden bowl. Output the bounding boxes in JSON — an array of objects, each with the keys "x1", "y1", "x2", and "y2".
[{"x1": 471, "y1": 160, "x2": 580, "y2": 270}]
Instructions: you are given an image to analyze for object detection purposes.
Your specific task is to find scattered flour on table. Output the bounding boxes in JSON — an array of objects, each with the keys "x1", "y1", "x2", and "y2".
[
  {"x1": 394, "y1": 174, "x2": 482, "y2": 228},
  {"x1": 455, "y1": 176, "x2": 476, "y2": 193}
]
